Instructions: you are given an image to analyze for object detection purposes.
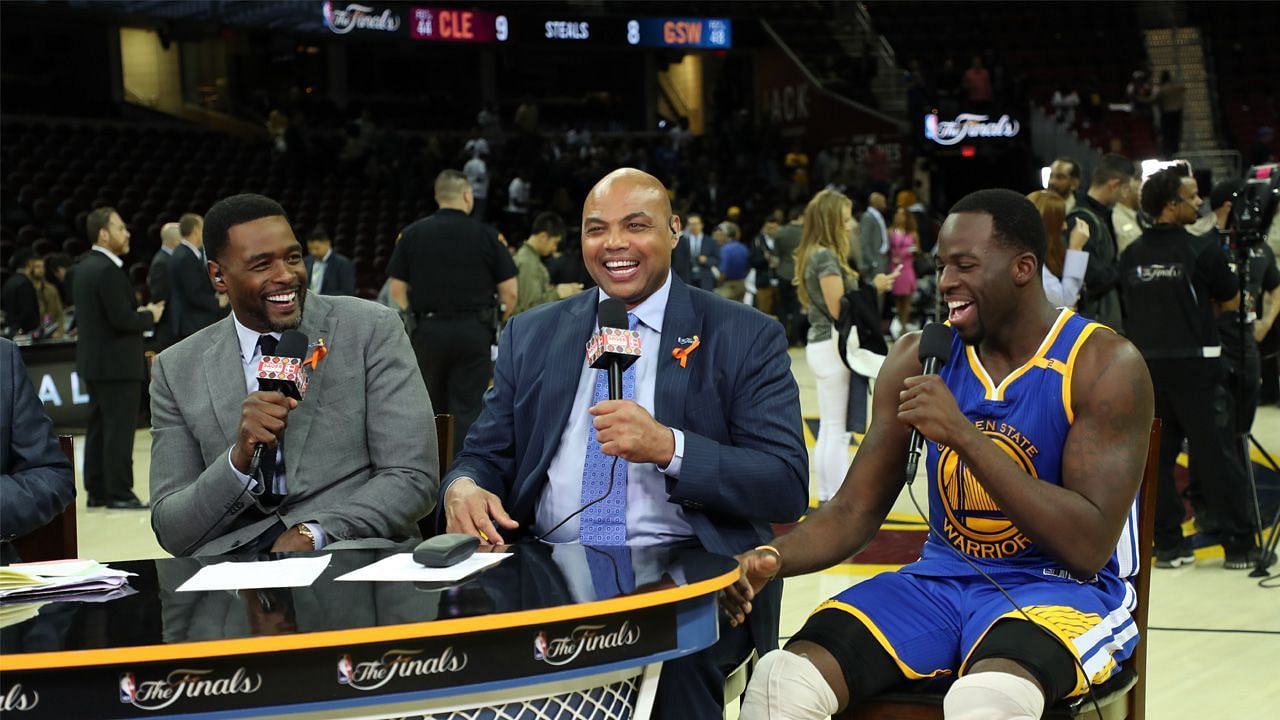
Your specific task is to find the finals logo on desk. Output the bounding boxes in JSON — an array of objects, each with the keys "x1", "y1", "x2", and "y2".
[
  {"x1": 117, "y1": 668, "x2": 262, "y2": 711},
  {"x1": 335, "y1": 648, "x2": 468, "y2": 691},
  {"x1": 532, "y1": 621, "x2": 642, "y2": 667}
]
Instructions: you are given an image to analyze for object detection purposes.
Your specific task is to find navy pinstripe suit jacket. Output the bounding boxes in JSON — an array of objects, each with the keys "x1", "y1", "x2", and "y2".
[{"x1": 444, "y1": 275, "x2": 808, "y2": 654}]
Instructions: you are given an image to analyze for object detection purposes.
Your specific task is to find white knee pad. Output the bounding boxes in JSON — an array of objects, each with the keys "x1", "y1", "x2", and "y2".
[
  {"x1": 943, "y1": 671, "x2": 1045, "y2": 720},
  {"x1": 739, "y1": 649, "x2": 839, "y2": 720}
]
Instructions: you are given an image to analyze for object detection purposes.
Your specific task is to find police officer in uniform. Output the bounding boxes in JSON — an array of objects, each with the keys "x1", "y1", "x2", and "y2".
[
  {"x1": 389, "y1": 170, "x2": 517, "y2": 456},
  {"x1": 1119, "y1": 168, "x2": 1267, "y2": 569}
]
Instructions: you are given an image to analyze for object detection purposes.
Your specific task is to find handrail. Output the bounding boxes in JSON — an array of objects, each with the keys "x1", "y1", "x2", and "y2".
[{"x1": 759, "y1": 19, "x2": 906, "y2": 131}]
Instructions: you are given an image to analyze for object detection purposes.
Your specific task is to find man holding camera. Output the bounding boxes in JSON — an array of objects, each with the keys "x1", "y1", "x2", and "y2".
[{"x1": 1119, "y1": 168, "x2": 1267, "y2": 569}]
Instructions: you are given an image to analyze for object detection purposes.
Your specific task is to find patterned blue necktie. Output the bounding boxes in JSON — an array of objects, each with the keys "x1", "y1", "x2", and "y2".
[{"x1": 579, "y1": 313, "x2": 639, "y2": 545}]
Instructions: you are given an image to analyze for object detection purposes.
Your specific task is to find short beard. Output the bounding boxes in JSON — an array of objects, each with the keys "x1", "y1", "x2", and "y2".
[{"x1": 251, "y1": 290, "x2": 307, "y2": 333}]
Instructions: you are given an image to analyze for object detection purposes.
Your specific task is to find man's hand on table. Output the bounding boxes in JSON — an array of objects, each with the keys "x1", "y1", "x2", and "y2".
[{"x1": 445, "y1": 478, "x2": 520, "y2": 545}]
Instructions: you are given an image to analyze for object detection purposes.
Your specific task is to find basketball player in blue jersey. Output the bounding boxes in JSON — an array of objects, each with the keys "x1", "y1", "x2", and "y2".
[{"x1": 731, "y1": 189, "x2": 1155, "y2": 720}]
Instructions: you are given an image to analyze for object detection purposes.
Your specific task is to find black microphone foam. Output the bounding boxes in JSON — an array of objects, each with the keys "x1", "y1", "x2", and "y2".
[
  {"x1": 598, "y1": 297, "x2": 629, "y2": 330},
  {"x1": 904, "y1": 322, "x2": 953, "y2": 485},
  {"x1": 917, "y1": 322, "x2": 953, "y2": 366}
]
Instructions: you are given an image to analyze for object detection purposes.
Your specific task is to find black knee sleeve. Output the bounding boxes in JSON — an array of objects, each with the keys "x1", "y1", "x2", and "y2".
[
  {"x1": 787, "y1": 608, "x2": 906, "y2": 702},
  {"x1": 966, "y1": 619, "x2": 1079, "y2": 702}
]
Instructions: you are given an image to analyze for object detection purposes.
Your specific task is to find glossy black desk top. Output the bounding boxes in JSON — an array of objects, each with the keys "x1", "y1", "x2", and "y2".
[{"x1": 0, "y1": 543, "x2": 737, "y2": 669}]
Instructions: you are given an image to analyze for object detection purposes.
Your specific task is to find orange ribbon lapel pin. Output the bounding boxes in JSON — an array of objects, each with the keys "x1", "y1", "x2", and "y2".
[
  {"x1": 671, "y1": 335, "x2": 701, "y2": 368},
  {"x1": 304, "y1": 339, "x2": 328, "y2": 370}
]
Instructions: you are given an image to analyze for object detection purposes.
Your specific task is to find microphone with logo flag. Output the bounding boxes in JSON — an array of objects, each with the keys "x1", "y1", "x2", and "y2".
[
  {"x1": 904, "y1": 322, "x2": 954, "y2": 485},
  {"x1": 178, "y1": 329, "x2": 310, "y2": 557},
  {"x1": 247, "y1": 329, "x2": 310, "y2": 484},
  {"x1": 531, "y1": 299, "x2": 642, "y2": 543},
  {"x1": 587, "y1": 298, "x2": 641, "y2": 401}
]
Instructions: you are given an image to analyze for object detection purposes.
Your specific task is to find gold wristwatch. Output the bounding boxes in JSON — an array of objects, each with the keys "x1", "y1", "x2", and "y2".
[{"x1": 295, "y1": 523, "x2": 317, "y2": 548}]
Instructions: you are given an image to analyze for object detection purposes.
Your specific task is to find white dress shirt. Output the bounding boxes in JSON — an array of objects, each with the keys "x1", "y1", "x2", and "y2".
[
  {"x1": 92, "y1": 245, "x2": 124, "y2": 268},
  {"x1": 225, "y1": 313, "x2": 327, "y2": 548},
  {"x1": 536, "y1": 272, "x2": 695, "y2": 545}
]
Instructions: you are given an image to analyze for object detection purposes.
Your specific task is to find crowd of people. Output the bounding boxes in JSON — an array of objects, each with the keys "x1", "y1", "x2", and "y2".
[
  {"x1": 3, "y1": 142, "x2": 1277, "y2": 718},
  {"x1": 4, "y1": 92, "x2": 1279, "y2": 720}
]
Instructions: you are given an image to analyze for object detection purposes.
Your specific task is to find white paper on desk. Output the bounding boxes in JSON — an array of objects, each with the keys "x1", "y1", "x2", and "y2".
[
  {"x1": 176, "y1": 555, "x2": 333, "y2": 592},
  {"x1": 335, "y1": 552, "x2": 510, "y2": 583}
]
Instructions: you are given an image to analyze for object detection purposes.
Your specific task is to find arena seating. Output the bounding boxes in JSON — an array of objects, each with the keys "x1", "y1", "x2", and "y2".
[{"x1": 0, "y1": 119, "x2": 435, "y2": 299}]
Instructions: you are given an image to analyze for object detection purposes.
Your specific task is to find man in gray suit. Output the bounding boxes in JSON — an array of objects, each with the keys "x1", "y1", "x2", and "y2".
[
  {"x1": 859, "y1": 191, "x2": 889, "y2": 276},
  {"x1": 148, "y1": 222, "x2": 181, "y2": 347},
  {"x1": 149, "y1": 193, "x2": 437, "y2": 557}
]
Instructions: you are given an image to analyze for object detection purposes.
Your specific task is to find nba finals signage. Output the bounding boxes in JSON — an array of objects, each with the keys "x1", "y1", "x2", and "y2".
[{"x1": 925, "y1": 112, "x2": 1022, "y2": 146}]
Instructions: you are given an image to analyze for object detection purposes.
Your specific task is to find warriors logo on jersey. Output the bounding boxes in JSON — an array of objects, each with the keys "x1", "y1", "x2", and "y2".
[{"x1": 936, "y1": 420, "x2": 1042, "y2": 559}]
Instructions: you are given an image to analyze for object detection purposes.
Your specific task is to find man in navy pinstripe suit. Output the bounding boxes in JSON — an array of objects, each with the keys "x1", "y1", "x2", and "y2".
[{"x1": 441, "y1": 168, "x2": 809, "y2": 717}]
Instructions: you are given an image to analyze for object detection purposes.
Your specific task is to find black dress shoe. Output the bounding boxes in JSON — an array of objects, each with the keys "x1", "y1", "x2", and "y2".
[
  {"x1": 106, "y1": 497, "x2": 149, "y2": 510},
  {"x1": 87, "y1": 496, "x2": 108, "y2": 508}
]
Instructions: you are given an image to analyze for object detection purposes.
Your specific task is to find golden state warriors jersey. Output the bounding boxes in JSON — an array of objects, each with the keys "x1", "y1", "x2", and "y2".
[{"x1": 906, "y1": 310, "x2": 1141, "y2": 587}]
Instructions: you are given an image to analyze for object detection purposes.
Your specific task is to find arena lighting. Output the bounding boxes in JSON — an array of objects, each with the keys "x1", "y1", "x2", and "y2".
[
  {"x1": 1140, "y1": 158, "x2": 1192, "y2": 181},
  {"x1": 1041, "y1": 166, "x2": 1051, "y2": 189},
  {"x1": 961, "y1": 145, "x2": 977, "y2": 158}
]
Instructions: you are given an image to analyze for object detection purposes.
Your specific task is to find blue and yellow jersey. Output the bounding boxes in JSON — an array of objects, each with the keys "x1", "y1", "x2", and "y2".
[{"x1": 906, "y1": 310, "x2": 1141, "y2": 587}]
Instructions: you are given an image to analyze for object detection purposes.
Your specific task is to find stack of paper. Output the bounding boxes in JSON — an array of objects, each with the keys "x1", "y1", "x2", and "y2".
[{"x1": 0, "y1": 559, "x2": 135, "y2": 602}]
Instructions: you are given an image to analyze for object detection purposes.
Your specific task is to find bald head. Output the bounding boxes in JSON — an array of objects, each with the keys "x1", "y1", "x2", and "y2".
[
  {"x1": 584, "y1": 168, "x2": 673, "y2": 220},
  {"x1": 160, "y1": 222, "x2": 182, "y2": 250}
]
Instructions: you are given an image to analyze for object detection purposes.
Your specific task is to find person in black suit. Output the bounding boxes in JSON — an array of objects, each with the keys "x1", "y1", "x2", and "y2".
[
  {"x1": 73, "y1": 207, "x2": 164, "y2": 509},
  {"x1": 1, "y1": 338, "x2": 75, "y2": 563},
  {"x1": 148, "y1": 222, "x2": 182, "y2": 347},
  {"x1": 170, "y1": 212, "x2": 229, "y2": 340},
  {"x1": 303, "y1": 225, "x2": 356, "y2": 296},
  {"x1": 671, "y1": 231, "x2": 692, "y2": 284},
  {"x1": 682, "y1": 214, "x2": 719, "y2": 291},
  {"x1": 2, "y1": 248, "x2": 41, "y2": 334}
]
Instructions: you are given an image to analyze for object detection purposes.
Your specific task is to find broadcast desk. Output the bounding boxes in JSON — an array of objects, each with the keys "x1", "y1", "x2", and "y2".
[{"x1": 0, "y1": 543, "x2": 738, "y2": 720}]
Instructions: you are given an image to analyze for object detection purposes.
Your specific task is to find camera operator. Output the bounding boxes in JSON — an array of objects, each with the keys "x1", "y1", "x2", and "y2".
[
  {"x1": 1120, "y1": 168, "x2": 1268, "y2": 570},
  {"x1": 1207, "y1": 179, "x2": 1280, "y2": 435}
]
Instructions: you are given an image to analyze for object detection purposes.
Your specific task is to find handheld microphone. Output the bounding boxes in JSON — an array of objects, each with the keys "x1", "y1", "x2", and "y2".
[
  {"x1": 248, "y1": 329, "x2": 310, "y2": 480},
  {"x1": 533, "y1": 299, "x2": 641, "y2": 544},
  {"x1": 904, "y1": 322, "x2": 953, "y2": 485},
  {"x1": 587, "y1": 298, "x2": 642, "y2": 401}
]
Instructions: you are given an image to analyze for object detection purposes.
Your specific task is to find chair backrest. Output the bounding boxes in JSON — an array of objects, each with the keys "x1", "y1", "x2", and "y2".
[
  {"x1": 1126, "y1": 418, "x2": 1160, "y2": 720},
  {"x1": 417, "y1": 414, "x2": 455, "y2": 538},
  {"x1": 839, "y1": 418, "x2": 1160, "y2": 720},
  {"x1": 11, "y1": 435, "x2": 78, "y2": 562}
]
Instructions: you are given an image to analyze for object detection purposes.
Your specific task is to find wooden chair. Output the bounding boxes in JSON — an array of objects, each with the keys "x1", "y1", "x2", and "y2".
[
  {"x1": 417, "y1": 414, "x2": 455, "y2": 537},
  {"x1": 12, "y1": 435, "x2": 79, "y2": 562},
  {"x1": 839, "y1": 419, "x2": 1160, "y2": 720}
]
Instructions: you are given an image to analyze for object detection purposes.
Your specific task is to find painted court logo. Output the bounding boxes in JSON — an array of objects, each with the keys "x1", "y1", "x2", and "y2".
[{"x1": 936, "y1": 421, "x2": 1040, "y2": 558}]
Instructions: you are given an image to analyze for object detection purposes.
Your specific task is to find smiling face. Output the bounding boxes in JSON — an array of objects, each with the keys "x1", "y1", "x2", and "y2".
[
  {"x1": 936, "y1": 212, "x2": 1026, "y2": 346},
  {"x1": 581, "y1": 169, "x2": 678, "y2": 309},
  {"x1": 212, "y1": 216, "x2": 308, "y2": 333}
]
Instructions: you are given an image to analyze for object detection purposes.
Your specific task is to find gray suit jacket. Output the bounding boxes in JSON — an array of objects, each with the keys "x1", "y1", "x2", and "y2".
[
  {"x1": 148, "y1": 293, "x2": 437, "y2": 556},
  {"x1": 859, "y1": 209, "x2": 888, "y2": 276}
]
